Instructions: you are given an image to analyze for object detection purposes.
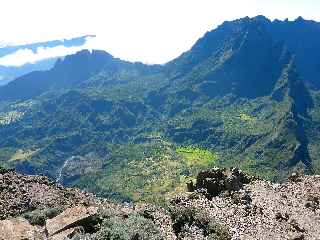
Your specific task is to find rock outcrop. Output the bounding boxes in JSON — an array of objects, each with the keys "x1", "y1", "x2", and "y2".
[
  {"x1": 0, "y1": 217, "x2": 44, "y2": 240},
  {"x1": 172, "y1": 169, "x2": 320, "y2": 239},
  {"x1": 187, "y1": 167, "x2": 252, "y2": 199},
  {"x1": 0, "y1": 167, "x2": 319, "y2": 239},
  {"x1": 0, "y1": 169, "x2": 175, "y2": 240},
  {"x1": 0, "y1": 169, "x2": 95, "y2": 220},
  {"x1": 46, "y1": 206, "x2": 99, "y2": 237}
]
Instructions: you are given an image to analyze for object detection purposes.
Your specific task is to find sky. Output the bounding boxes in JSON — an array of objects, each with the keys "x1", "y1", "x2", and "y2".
[{"x1": 0, "y1": 0, "x2": 319, "y2": 66}]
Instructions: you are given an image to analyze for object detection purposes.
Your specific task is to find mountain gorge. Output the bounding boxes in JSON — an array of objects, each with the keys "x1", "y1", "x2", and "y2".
[{"x1": 0, "y1": 16, "x2": 319, "y2": 203}]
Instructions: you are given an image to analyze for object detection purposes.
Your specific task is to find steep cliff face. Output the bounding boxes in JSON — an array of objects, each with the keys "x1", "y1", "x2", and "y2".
[
  {"x1": 165, "y1": 17, "x2": 289, "y2": 99},
  {"x1": 266, "y1": 17, "x2": 320, "y2": 88},
  {"x1": 261, "y1": 60, "x2": 314, "y2": 172}
]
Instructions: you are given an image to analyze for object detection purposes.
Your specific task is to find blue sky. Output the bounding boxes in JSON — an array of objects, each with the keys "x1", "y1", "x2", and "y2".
[{"x1": 1, "y1": 0, "x2": 319, "y2": 65}]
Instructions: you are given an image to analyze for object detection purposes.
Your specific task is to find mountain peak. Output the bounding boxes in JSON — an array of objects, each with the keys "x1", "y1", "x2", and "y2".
[
  {"x1": 252, "y1": 15, "x2": 271, "y2": 23},
  {"x1": 295, "y1": 16, "x2": 305, "y2": 22},
  {"x1": 168, "y1": 16, "x2": 294, "y2": 98},
  {"x1": 0, "y1": 49, "x2": 120, "y2": 101},
  {"x1": 54, "y1": 49, "x2": 114, "y2": 68},
  {"x1": 0, "y1": 35, "x2": 97, "y2": 85}
]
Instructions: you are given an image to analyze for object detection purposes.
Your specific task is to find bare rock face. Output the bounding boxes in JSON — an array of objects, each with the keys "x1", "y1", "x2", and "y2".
[
  {"x1": 46, "y1": 206, "x2": 99, "y2": 237},
  {"x1": 49, "y1": 228, "x2": 76, "y2": 240},
  {"x1": 171, "y1": 171, "x2": 320, "y2": 240},
  {"x1": 0, "y1": 217, "x2": 44, "y2": 240},
  {"x1": 0, "y1": 170, "x2": 95, "y2": 220}
]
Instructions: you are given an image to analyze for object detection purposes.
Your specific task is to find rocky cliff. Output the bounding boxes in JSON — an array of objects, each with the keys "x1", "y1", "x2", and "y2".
[{"x1": 0, "y1": 167, "x2": 319, "y2": 239}]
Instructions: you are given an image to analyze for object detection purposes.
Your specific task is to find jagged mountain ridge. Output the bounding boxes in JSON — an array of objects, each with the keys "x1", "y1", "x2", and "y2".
[
  {"x1": 0, "y1": 16, "x2": 319, "y2": 202},
  {"x1": 0, "y1": 50, "x2": 163, "y2": 101},
  {"x1": 168, "y1": 15, "x2": 320, "y2": 88}
]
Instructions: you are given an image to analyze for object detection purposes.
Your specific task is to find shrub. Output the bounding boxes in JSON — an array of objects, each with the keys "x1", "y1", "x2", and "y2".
[
  {"x1": 0, "y1": 166, "x2": 9, "y2": 174},
  {"x1": 23, "y1": 208, "x2": 60, "y2": 226},
  {"x1": 95, "y1": 212, "x2": 163, "y2": 240}
]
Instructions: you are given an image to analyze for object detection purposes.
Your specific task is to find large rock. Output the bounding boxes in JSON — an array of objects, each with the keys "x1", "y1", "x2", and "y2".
[
  {"x1": 49, "y1": 228, "x2": 79, "y2": 240},
  {"x1": 0, "y1": 217, "x2": 43, "y2": 240},
  {"x1": 190, "y1": 167, "x2": 251, "y2": 199},
  {"x1": 46, "y1": 205, "x2": 99, "y2": 236}
]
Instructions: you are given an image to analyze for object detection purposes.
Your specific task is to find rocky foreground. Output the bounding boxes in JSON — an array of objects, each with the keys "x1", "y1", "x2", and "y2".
[{"x1": 0, "y1": 167, "x2": 319, "y2": 240}]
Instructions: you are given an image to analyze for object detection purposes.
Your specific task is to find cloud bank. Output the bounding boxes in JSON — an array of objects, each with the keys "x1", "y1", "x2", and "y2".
[{"x1": 0, "y1": 36, "x2": 95, "y2": 67}]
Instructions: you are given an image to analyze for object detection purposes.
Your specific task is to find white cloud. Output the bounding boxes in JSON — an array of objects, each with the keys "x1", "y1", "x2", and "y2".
[
  {"x1": 0, "y1": 46, "x2": 84, "y2": 67},
  {"x1": 0, "y1": 36, "x2": 96, "y2": 67},
  {"x1": 0, "y1": 0, "x2": 319, "y2": 64}
]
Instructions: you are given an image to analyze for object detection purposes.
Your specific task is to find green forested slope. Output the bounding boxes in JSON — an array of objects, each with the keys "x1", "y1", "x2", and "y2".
[{"x1": 0, "y1": 16, "x2": 319, "y2": 203}]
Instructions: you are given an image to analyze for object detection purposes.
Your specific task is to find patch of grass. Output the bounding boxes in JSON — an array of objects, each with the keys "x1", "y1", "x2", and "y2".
[
  {"x1": 238, "y1": 113, "x2": 255, "y2": 122},
  {"x1": 10, "y1": 149, "x2": 39, "y2": 162},
  {"x1": 176, "y1": 146, "x2": 217, "y2": 167}
]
